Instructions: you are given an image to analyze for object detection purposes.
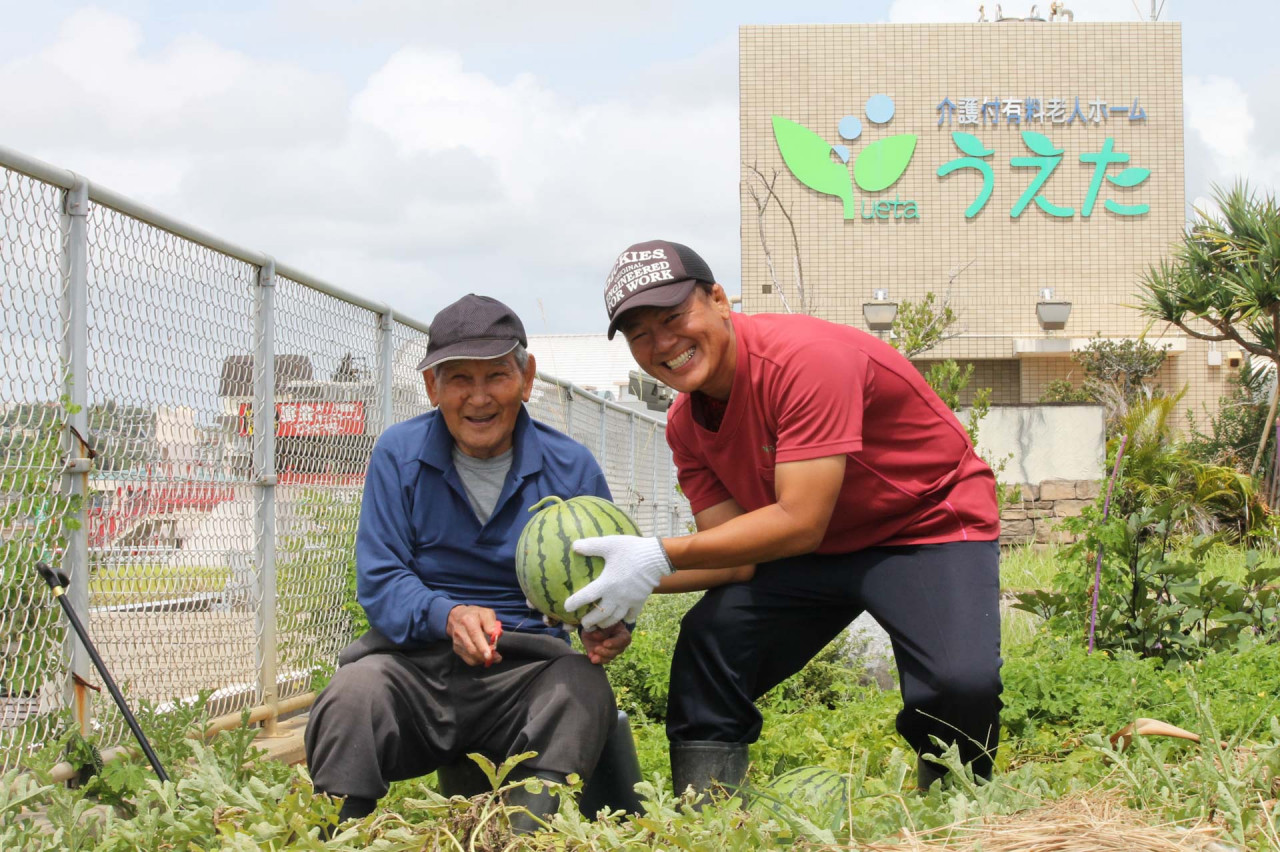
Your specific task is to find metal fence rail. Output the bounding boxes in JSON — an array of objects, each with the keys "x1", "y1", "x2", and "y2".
[{"x1": 0, "y1": 144, "x2": 692, "y2": 770}]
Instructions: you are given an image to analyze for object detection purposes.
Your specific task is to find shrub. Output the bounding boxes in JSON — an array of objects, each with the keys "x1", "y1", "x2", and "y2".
[
  {"x1": 1187, "y1": 358, "x2": 1276, "y2": 476},
  {"x1": 1039, "y1": 377, "x2": 1093, "y2": 403}
]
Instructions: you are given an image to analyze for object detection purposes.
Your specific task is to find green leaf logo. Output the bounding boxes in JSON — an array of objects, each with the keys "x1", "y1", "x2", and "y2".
[
  {"x1": 771, "y1": 116, "x2": 855, "y2": 219},
  {"x1": 1020, "y1": 131, "x2": 1062, "y2": 157},
  {"x1": 853, "y1": 134, "x2": 918, "y2": 193},
  {"x1": 952, "y1": 132, "x2": 993, "y2": 158},
  {"x1": 1109, "y1": 167, "x2": 1151, "y2": 188}
]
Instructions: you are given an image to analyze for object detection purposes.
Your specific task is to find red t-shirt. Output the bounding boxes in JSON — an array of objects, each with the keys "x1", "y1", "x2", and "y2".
[{"x1": 667, "y1": 313, "x2": 999, "y2": 552}]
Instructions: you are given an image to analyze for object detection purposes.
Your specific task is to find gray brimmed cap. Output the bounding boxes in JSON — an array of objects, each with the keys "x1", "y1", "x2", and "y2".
[
  {"x1": 416, "y1": 294, "x2": 528, "y2": 372},
  {"x1": 603, "y1": 240, "x2": 715, "y2": 339}
]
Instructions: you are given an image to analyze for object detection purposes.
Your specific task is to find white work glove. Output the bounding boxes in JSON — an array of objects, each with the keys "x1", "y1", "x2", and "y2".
[{"x1": 565, "y1": 536, "x2": 674, "y2": 631}]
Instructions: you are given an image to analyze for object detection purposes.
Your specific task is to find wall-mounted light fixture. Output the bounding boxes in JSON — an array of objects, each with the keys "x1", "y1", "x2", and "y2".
[
  {"x1": 1227, "y1": 350, "x2": 1243, "y2": 368},
  {"x1": 863, "y1": 288, "x2": 898, "y2": 331},
  {"x1": 1036, "y1": 286, "x2": 1072, "y2": 331}
]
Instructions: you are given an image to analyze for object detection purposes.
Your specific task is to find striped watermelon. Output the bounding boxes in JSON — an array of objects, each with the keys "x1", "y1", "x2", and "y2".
[
  {"x1": 750, "y1": 766, "x2": 849, "y2": 834},
  {"x1": 515, "y1": 495, "x2": 642, "y2": 626}
]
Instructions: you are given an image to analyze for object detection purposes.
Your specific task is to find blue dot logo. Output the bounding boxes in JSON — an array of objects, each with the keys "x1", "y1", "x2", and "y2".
[
  {"x1": 838, "y1": 115, "x2": 863, "y2": 141},
  {"x1": 835, "y1": 95, "x2": 917, "y2": 192},
  {"x1": 865, "y1": 94, "x2": 896, "y2": 124}
]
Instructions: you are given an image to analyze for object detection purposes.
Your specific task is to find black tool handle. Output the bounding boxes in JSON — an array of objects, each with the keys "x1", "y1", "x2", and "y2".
[{"x1": 36, "y1": 563, "x2": 170, "y2": 782}]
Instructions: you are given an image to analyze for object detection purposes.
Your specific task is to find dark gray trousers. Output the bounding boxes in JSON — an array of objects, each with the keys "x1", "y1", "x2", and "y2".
[
  {"x1": 667, "y1": 540, "x2": 1003, "y2": 777},
  {"x1": 305, "y1": 629, "x2": 616, "y2": 801}
]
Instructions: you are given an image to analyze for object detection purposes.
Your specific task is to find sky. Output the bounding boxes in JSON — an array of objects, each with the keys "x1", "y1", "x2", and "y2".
[{"x1": 1, "y1": 0, "x2": 1276, "y2": 335}]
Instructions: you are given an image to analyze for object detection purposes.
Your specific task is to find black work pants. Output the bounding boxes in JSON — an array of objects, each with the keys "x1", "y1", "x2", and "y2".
[
  {"x1": 666, "y1": 540, "x2": 1002, "y2": 776},
  {"x1": 306, "y1": 630, "x2": 616, "y2": 800}
]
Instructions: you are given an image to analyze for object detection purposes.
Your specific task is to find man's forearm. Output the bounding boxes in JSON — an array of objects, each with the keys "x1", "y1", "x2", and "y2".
[
  {"x1": 656, "y1": 564, "x2": 755, "y2": 593},
  {"x1": 661, "y1": 502, "x2": 823, "y2": 572},
  {"x1": 359, "y1": 565, "x2": 457, "y2": 645}
]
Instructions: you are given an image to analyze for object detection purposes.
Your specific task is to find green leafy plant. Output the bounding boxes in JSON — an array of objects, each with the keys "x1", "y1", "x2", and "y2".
[
  {"x1": 1074, "y1": 335, "x2": 1169, "y2": 407},
  {"x1": 1013, "y1": 389, "x2": 1277, "y2": 660},
  {"x1": 1187, "y1": 358, "x2": 1276, "y2": 477},
  {"x1": 5, "y1": 630, "x2": 1280, "y2": 849},
  {"x1": 1039, "y1": 377, "x2": 1095, "y2": 403},
  {"x1": 1035, "y1": 336, "x2": 1170, "y2": 429},
  {"x1": 1140, "y1": 181, "x2": 1280, "y2": 478},
  {"x1": 1107, "y1": 391, "x2": 1268, "y2": 541},
  {"x1": 1018, "y1": 504, "x2": 1279, "y2": 660},
  {"x1": 892, "y1": 291, "x2": 959, "y2": 360},
  {"x1": 1089, "y1": 691, "x2": 1280, "y2": 849}
]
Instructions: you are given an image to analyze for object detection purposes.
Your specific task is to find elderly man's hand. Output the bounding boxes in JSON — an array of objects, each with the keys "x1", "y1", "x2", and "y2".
[
  {"x1": 581, "y1": 622, "x2": 632, "y2": 665},
  {"x1": 446, "y1": 605, "x2": 503, "y2": 667}
]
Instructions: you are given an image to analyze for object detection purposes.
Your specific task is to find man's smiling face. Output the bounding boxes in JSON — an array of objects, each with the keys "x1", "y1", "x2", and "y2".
[
  {"x1": 424, "y1": 352, "x2": 536, "y2": 458},
  {"x1": 620, "y1": 284, "x2": 736, "y2": 400}
]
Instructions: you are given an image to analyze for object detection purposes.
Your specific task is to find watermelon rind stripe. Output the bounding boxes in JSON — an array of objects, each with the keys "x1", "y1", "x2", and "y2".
[
  {"x1": 544, "y1": 504, "x2": 574, "y2": 619},
  {"x1": 530, "y1": 502, "x2": 556, "y2": 619},
  {"x1": 562, "y1": 501, "x2": 595, "y2": 623},
  {"x1": 578, "y1": 496, "x2": 642, "y2": 537}
]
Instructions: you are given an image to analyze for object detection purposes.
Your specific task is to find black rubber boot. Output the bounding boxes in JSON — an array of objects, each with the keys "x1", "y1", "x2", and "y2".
[
  {"x1": 317, "y1": 794, "x2": 375, "y2": 839},
  {"x1": 504, "y1": 774, "x2": 564, "y2": 835},
  {"x1": 916, "y1": 755, "x2": 947, "y2": 792},
  {"x1": 338, "y1": 795, "x2": 377, "y2": 821},
  {"x1": 670, "y1": 741, "x2": 749, "y2": 805},
  {"x1": 579, "y1": 710, "x2": 645, "y2": 817}
]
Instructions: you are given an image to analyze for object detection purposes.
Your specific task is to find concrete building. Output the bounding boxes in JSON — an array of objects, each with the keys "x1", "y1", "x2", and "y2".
[
  {"x1": 527, "y1": 333, "x2": 671, "y2": 418},
  {"x1": 526, "y1": 334, "x2": 641, "y2": 402},
  {"x1": 738, "y1": 20, "x2": 1232, "y2": 420}
]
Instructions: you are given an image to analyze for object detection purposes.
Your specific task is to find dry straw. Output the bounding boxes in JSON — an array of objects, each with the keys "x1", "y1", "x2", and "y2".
[{"x1": 861, "y1": 793, "x2": 1239, "y2": 852}]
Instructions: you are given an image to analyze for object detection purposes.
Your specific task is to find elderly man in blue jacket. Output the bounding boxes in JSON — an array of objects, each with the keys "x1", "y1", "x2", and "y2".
[{"x1": 304, "y1": 294, "x2": 630, "y2": 832}]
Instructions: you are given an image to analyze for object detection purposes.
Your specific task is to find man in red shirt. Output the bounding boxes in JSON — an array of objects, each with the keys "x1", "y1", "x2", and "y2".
[{"x1": 566, "y1": 240, "x2": 1003, "y2": 796}]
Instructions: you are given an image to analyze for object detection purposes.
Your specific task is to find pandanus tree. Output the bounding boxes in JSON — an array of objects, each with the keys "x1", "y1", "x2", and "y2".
[{"x1": 1139, "y1": 182, "x2": 1280, "y2": 478}]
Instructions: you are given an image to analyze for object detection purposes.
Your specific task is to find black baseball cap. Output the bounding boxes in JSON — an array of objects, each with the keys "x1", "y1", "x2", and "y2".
[
  {"x1": 416, "y1": 294, "x2": 528, "y2": 371},
  {"x1": 603, "y1": 240, "x2": 715, "y2": 339}
]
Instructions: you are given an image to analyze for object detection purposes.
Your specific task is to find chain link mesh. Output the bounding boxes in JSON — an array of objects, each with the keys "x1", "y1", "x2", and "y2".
[
  {"x1": 1, "y1": 167, "x2": 71, "y2": 768},
  {"x1": 0, "y1": 150, "x2": 691, "y2": 771},
  {"x1": 83, "y1": 202, "x2": 261, "y2": 747},
  {"x1": 390, "y1": 320, "x2": 431, "y2": 425},
  {"x1": 270, "y1": 276, "x2": 381, "y2": 701}
]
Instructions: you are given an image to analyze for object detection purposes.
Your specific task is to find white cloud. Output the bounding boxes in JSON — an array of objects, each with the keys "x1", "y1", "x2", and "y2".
[
  {"x1": 1185, "y1": 75, "x2": 1253, "y2": 162},
  {"x1": 1184, "y1": 74, "x2": 1279, "y2": 205},
  {"x1": 0, "y1": 8, "x2": 740, "y2": 333},
  {"x1": 1, "y1": 9, "x2": 347, "y2": 153},
  {"x1": 276, "y1": 0, "x2": 674, "y2": 44}
]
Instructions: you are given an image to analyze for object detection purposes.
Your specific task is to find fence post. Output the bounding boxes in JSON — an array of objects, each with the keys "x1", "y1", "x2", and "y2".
[
  {"x1": 252, "y1": 257, "x2": 279, "y2": 736},
  {"x1": 628, "y1": 414, "x2": 636, "y2": 509},
  {"x1": 59, "y1": 177, "x2": 92, "y2": 733},
  {"x1": 664, "y1": 445, "x2": 674, "y2": 537},
  {"x1": 377, "y1": 310, "x2": 395, "y2": 433},
  {"x1": 598, "y1": 397, "x2": 607, "y2": 464},
  {"x1": 563, "y1": 385, "x2": 574, "y2": 440}
]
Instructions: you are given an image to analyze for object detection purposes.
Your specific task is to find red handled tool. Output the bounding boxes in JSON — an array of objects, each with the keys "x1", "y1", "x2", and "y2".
[{"x1": 484, "y1": 622, "x2": 503, "y2": 667}]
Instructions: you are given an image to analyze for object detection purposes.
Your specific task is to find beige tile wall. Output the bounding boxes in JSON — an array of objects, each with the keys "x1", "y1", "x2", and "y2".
[
  {"x1": 738, "y1": 22, "x2": 1235, "y2": 425},
  {"x1": 912, "y1": 359, "x2": 1022, "y2": 406}
]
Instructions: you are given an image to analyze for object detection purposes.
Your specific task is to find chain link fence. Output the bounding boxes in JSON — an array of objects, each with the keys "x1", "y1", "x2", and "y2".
[{"x1": 0, "y1": 144, "x2": 692, "y2": 771}]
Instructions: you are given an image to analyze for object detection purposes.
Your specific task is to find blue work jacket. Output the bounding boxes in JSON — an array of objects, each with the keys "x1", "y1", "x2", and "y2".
[{"x1": 355, "y1": 406, "x2": 611, "y2": 646}]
